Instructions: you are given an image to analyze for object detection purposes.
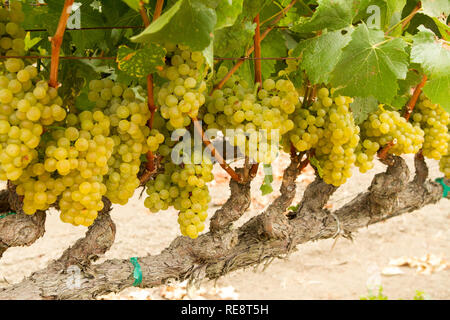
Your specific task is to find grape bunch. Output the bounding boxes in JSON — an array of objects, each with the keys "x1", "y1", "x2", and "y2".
[
  {"x1": 311, "y1": 89, "x2": 360, "y2": 186},
  {"x1": 358, "y1": 107, "x2": 424, "y2": 167},
  {"x1": 285, "y1": 88, "x2": 327, "y2": 154},
  {"x1": 0, "y1": 67, "x2": 66, "y2": 181},
  {"x1": 13, "y1": 109, "x2": 113, "y2": 226},
  {"x1": 203, "y1": 69, "x2": 296, "y2": 164},
  {"x1": 88, "y1": 78, "x2": 156, "y2": 205},
  {"x1": 156, "y1": 43, "x2": 208, "y2": 129},
  {"x1": 55, "y1": 111, "x2": 113, "y2": 226},
  {"x1": 411, "y1": 96, "x2": 450, "y2": 160},
  {"x1": 145, "y1": 150, "x2": 213, "y2": 239}
]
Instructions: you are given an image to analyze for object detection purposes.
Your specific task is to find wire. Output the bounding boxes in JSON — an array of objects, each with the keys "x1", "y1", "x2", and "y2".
[{"x1": 0, "y1": 55, "x2": 301, "y2": 61}]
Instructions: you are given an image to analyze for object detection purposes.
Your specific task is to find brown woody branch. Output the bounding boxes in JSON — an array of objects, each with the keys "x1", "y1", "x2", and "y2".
[
  {"x1": 212, "y1": 0, "x2": 297, "y2": 92},
  {"x1": 192, "y1": 118, "x2": 243, "y2": 183},
  {"x1": 0, "y1": 187, "x2": 46, "y2": 259},
  {"x1": 49, "y1": 0, "x2": 74, "y2": 88},
  {"x1": 140, "y1": 0, "x2": 164, "y2": 172}
]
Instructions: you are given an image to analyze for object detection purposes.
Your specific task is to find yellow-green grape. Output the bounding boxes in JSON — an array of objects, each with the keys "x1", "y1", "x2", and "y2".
[
  {"x1": 311, "y1": 90, "x2": 359, "y2": 186},
  {"x1": 439, "y1": 152, "x2": 450, "y2": 179},
  {"x1": 359, "y1": 106, "x2": 424, "y2": 160},
  {"x1": 411, "y1": 96, "x2": 449, "y2": 160},
  {"x1": 156, "y1": 44, "x2": 208, "y2": 128},
  {"x1": 147, "y1": 129, "x2": 165, "y2": 152}
]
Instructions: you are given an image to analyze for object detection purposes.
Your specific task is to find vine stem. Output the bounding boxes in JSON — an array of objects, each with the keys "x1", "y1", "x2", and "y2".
[
  {"x1": 403, "y1": 74, "x2": 427, "y2": 121},
  {"x1": 253, "y1": 14, "x2": 262, "y2": 89},
  {"x1": 385, "y1": 1, "x2": 422, "y2": 35},
  {"x1": 192, "y1": 118, "x2": 243, "y2": 183},
  {"x1": 140, "y1": 0, "x2": 164, "y2": 172},
  {"x1": 211, "y1": 0, "x2": 297, "y2": 93},
  {"x1": 378, "y1": 74, "x2": 427, "y2": 159},
  {"x1": 49, "y1": 0, "x2": 74, "y2": 88},
  {"x1": 248, "y1": 14, "x2": 263, "y2": 180}
]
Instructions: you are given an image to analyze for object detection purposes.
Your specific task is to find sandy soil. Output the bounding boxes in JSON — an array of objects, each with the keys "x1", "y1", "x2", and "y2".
[{"x1": 0, "y1": 153, "x2": 449, "y2": 300}]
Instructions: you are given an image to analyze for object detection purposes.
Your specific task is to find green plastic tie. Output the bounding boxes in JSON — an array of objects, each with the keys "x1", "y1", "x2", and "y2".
[
  {"x1": 435, "y1": 178, "x2": 450, "y2": 198},
  {"x1": 0, "y1": 211, "x2": 16, "y2": 219},
  {"x1": 130, "y1": 257, "x2": 142, "y2": 287}
]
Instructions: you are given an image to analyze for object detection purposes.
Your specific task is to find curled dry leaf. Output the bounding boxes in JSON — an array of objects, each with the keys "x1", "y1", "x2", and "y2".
[{"x1": 389, "y1": 254, "x2": 450, "y2": 275}]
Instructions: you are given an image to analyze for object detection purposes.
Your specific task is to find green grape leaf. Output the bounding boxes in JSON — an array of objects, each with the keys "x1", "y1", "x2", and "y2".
[
  {"x1": 75, "y1": 90, "x2": 96, "y2": 111},
  {"x1": 202, "y1": 40, "x2": 214, "y2": 69},
  {"x1": 350, "y1": 96, "x2": 379, "y2": 124},
  {"x1": 214, "y1": 0, "x2": 244, "y2": 30},
  {"x1": 261, "y1": 30, "x2": 286, "y2": 79},
  {"x1": 116, "y1": 45, "x2": 166, "y2": 78},
  {"x1": 411, "y1": 26, "x2": 450, "y2": 78},
  {"x1": 291, "y1": 0, "x2": 369, "y2": 33},
  {"x1": 131, "y1": 0, "x2": 216, "y2": 51},
  {"x1": 432, "y1": 17, "x2": 450, "y2": 41},
  {"x1": 101, "y1": 0, "x2": 142, "y2": 27},
  {"x1": 384, "y1": 0, "x2": 407, "y2": 29},
  {"x1": 391, "y1": 69, "x2": 422, "y2": 109},
  {"x1": 293, "y1": 28, "x2": 353, "y2": 84},
  {"x1": 241, "y1": 0, "x2": 272, "y2": 20},
  {"x1": 214, "y1": 20, "x2": 255, "y2": 57},
  {"x1": 421, "y1": 0, "x2": 450, "y2": 17},
  {"x1": 24, "y1": 32, "x2": 42, "y2": 51},
  {"x1": 423, "y1": 75, "x2": 450, "y2": 112},
  {"x1": 411, "y1": 26, "x2": 450, "y2": 110},
  {"x1": 330, "y1": 24, "x2": 408, "y2": 103},
  {"x1": 260, "y1": 164, "x2": 274, "y2": 196}
]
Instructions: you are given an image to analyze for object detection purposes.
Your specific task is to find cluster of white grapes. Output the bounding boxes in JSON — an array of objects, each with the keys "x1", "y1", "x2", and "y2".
[
  {"x1": 202, "y1": 66, "x2": 296, "y2": 164},
  {"x1": 0, "y1": 1, "x2": 25, "y2": 57},
  {"x1": 358, "y1": 106, "x2": 424, "y2": 165},
  {"x1": 311, "y1": 89, "x2": 360, "y2": 186},
  {"x1": 411, "y1": 96, "x2": 450, "y2": 160},
  {"x1": 88, "y1": 79, "x2": 166, "y2": 205},
  {"x1": 145, "y1": 147, "x2": 213, "y2": 239},
  {"x1": 0, "y1": 64, "x2": 67, "y2": 181},
  {"x1": 156, "y1": 43, "x2": 208, "y2": 129}
]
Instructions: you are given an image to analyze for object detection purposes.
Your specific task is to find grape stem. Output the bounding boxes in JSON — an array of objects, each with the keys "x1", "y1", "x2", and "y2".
[
  {"x1": 253, "y1": 14, "x2": 262, "y2": 89},
  {"x1": 247, "y1": 14, "x2": 263, "y2": 180},
  {"x1": 139, "y1": 0, "x2": 164, "y2": 172},
  {"x1": 49, "y1": 0, "x2": 75, "y2": 88},
  {"x1": 192, "y1": 118, "x2": 243, "y2": 183},
  {"x1": 211, "y1": 0, "x2": 298, "y2": 93},
  {"x1": 403, "y1": 74, "x2": 427, "y2": 121},
  {"x1": 378, "y1": 74, "x2": 427, "y2": 160},
  {"x1": 385, "y1": 2, "x2": 422, "y2": 35}
]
